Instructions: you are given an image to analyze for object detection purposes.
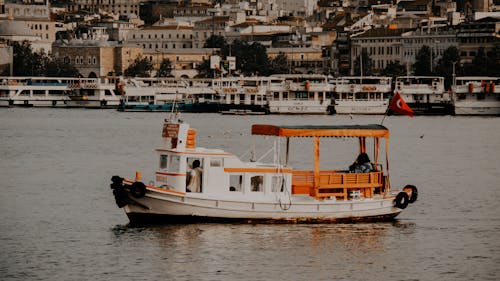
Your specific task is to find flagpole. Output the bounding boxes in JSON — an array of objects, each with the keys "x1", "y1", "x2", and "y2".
[{"x1": 380, "y1": 106, "x2": 390, "y2": 125}]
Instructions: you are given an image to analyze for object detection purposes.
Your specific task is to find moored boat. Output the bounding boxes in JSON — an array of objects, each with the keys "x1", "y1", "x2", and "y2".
[
  {"x1": 110, "y1": 115, "x2": 418, "y2": 224},
  {"x1": 332, "y1": 76, "x2": 392, "y2": 115},
  {"x1": 266, "y1": 74, "x2": 334, "y2": 114},
  {"x1": 452, "y1": 77, "x2": 500, "y2": 115},
  {"x1": 393, "y1": 76, "x2": 453, "y2": 115}
]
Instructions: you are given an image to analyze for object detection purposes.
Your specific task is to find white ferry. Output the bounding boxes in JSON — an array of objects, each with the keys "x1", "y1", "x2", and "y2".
[
  {"x1": 452, "y1": 77, "x2": 500, "y2": 115},
  {"x1": 266, "y1": 74, "x2": 334, "y2": 114},
  {"x1": 393, "y1": 76, "x2": 453, "y2": 115},
  {"x1": 119, "y1": 78, "x2": 218, "y2": 112},
  {"x1": 110, "y1": 116, "x2": 418, "y2": 224},
  {"x1": 212, "y1": 77, "x2": 270, "y2": 114},
  {"x1": 0, "y1": 76, "x2": 122, "y2": 108},
  {"x1": 332, "y1": 76, "x2": 392, "y2": 114}
]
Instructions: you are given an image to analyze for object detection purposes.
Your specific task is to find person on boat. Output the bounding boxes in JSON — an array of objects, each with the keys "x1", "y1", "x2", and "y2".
[
  {"x1": 349, "y1": 153, "x2": 373, "y2": 173},
  {"x1": 187, "y1": 160, "x2": 203, "y2": 192}
]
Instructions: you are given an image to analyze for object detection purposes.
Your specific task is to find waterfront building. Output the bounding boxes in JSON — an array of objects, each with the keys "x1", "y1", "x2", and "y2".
[
  {"x1": 52, "y1": 39, "x2": 143, "y2": 77},
  {"x1": 456, "y1": 16, "x2": 500, "y2": 65},
  {"x1": 3, "y1": 1, "x2": 64, "y2": 52},
  {"x1": 350, "y1": 27, "x2": 458, "y2": 74},
  {"x1": 66, "y1": 0, "x2": 141, "y2": 17},
  {"x1": 0, "y1": 41, "x2": 12, "y2": 75}
]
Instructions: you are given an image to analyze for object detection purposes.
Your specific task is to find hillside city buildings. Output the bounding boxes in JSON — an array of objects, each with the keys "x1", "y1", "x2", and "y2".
[{"x1": 0, "y1": 0, "x2": 499, "y2": 78}]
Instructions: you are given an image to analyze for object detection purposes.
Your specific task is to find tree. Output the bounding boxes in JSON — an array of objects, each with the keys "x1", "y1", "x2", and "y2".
[
  {"x1": 353, "y1": 48, "x2": 373, "y2": 76},
  {"x1": 156, "y1": 58, "x2": 173, "y2": 77},
  {"x1": 124, "y1": 57, "x2": 153, "y2": 77},
  {"x1": 46, "y1": 56, "x2": 80, "y2": 77},
  {"x1": 269, "y1": 52, "x2": 289, "y2": 74},
  {"x1": 434, "y1": 46, "x2": 461, "y2": 89},
  {"x1": 12, "y1": 41, "x2": 80, "y2": 77},
  {"x1": 12, "y1": 41, "x2": 39, "y2": 76},
  {"x1": 204, "y1": 35, "x2": 227, "y2": 50},
  {"x1": 195, "y1": 58, "x2": 214, "y2": 78},
  {"x1": 381, "y1": 61, "x2": 406, "y2": 77},
  {"x1": 229, "y1": 40, "x2": 270, "y2": 76},
  {"x1": 413, "y1": 45, "x2": 433, "y2": 75}
]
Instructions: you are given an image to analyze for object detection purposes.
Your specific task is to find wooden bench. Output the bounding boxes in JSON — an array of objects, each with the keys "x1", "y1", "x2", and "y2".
[{"x1": 291, "y1": 170, "x2": 384, "y2": 200}]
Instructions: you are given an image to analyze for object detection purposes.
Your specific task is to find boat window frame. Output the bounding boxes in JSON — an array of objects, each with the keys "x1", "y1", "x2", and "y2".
[
  {"x1": 250, "y1": 175, "x2": 264, "y2": 193},
  {"x1": 169, "y1": 155, "x2": 181, "y2": 173},
  {"x1": 229, "y1": 174, "x2": 243, "y2": 192},
  {"x1": 271, "y1": 175, "x2": 285, "y2": 193},
  {"x1": 159, "y1": 154, "x2": 168, "y2": 170}
]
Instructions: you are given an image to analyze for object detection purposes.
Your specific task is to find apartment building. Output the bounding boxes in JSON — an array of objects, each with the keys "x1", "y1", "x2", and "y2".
[{"x1": 351, "y1": 27, "x2": 458, "y2": 74}]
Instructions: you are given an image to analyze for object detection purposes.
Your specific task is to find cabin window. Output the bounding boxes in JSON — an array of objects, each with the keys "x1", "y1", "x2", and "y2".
[
  {"x1": 251, "y1": 175, "x2": 263, "y2": 192},
  {"x1": 229, "y1": 175, "x2": 243, "y2": 192},
  {"x1": 271, "y1": 176, "x2": 284, "y2": 192},
  {"x1": 170, "y1": 155, "x2": 181, "y2": 173},
  {"x1": 160, "y1": 155, "x2": 168, "y2": 169},
  {"x1": 210, "y1": 158, "x2": 222, "y2": 167}
]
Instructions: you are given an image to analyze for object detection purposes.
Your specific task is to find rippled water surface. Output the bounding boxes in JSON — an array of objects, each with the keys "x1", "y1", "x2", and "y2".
[{"x1": 1, "y1": 109, "x2": 499, "y2": 281}]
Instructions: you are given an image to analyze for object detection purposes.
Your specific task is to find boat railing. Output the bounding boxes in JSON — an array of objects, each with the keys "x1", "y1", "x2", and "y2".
[{"x1": 291, "y1": 170, "x2": 384, "y2": 200}]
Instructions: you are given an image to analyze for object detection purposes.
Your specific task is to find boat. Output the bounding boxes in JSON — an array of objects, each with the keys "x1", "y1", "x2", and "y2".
[
  {"x1": 110, "y1": 115, "x2": 418, "y2": 224},
  {"x1": 452, "y1": 77, "x2": 500, "y2": 115},
  {"x1": 266, "y1": 74, "x2": 334, "y2": 114},
  {"x1": 212, "y1": 77, "x2": 270, "y2": 114},
  {"x1": 118, "y1": 78, "x2": 219, "y2": 112},
  {"x1": 393, "y1": 76, "x2": 453, "y2": 115},
  {"x1": 332, "y1": 76, "x2": 392, "y2": 114}
]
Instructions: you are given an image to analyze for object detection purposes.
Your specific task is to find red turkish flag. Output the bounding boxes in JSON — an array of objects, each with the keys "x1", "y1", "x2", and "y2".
[{"x1": 389, "y1": 92, "x2": 414, "y2": 117}]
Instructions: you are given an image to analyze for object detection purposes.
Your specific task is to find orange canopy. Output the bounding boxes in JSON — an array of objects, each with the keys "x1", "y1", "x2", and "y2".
[{"x1": 251, "y1": 124, "x2": 389, "y2": 138}]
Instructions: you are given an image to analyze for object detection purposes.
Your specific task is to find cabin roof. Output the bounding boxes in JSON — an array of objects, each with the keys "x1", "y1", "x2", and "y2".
[{"x1": 251, "y1": 124, "x2": 389, "y2": 138}]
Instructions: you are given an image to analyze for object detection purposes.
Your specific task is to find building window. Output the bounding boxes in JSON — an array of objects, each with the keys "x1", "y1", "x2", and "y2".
[{"x1": 93, "y1": 56, "x2": 97, "y2": 64}]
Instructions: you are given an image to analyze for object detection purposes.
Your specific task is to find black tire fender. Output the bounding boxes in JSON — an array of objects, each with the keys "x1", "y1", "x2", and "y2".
[
  {"x1": 394, "y1": 192, "x2": 409, "y2": 209},
  {"x1": 130, "y1": 181, "x2": 146, "y2": 198},
  {"x1": 404, "y1": 184, "x2": 418, "y2": 203}
]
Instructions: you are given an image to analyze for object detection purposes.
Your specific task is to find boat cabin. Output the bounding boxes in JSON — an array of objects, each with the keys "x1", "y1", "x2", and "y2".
[{"x1": 153, "y1": 120, "x2": 293, "y2": 200}]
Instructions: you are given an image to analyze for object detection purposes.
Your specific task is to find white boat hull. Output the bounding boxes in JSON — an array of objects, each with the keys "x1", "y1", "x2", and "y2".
[
  {"x1": 268, "y1": 100, "x2": 331, "y2": 114},
  {"x1": 122, "y1": 188, "x2": 402, "y2": 223},
  {"x1": 334, "y1": 101, "x2": 388, "y2": 115},
  {"x1": 454, "y1": 102, "x2": 500, "y2": 115}
]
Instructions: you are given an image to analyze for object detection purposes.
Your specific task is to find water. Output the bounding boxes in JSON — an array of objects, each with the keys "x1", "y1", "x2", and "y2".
[{"x1": 1, "y1": 108, "x2": 499, "y2": 281}]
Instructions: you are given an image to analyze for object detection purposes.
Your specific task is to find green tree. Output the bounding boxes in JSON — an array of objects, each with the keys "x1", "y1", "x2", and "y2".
[
  {"x1": 434, "y1": 46, "x2": 461, "y2": 89},
  {"x1": 413, "y1": 45, "x2": 433, "y2": 75},
  {"x1": 46, "y1": 56, "x2": 80, "y2": 77},
  {"x1": 12, "y1": 41, "x2": 38, "y2": 76},
  {"x1": 204, "y1": 35, "x2": 227, "y2": 50},
  {"x1": 156, "y1": 58, "x2": 173, "y2": 77},
  {"x1": 12, "y1": 41, "x2": 79, "y2": 77},
  {"x1": 124, "y1": 57, "x2": 153, "y2": 77},
  {"x1": 381, "y1": 61, "x2": 406, "y2": 77},
  {"x1": 269, "y1": 52, "x2": 289, "y2": 74},
  {"x1": 353, "y1": 48, "x2": 373, "y2": 75},
  {"x1": 195, "y1": 58, "x2": 214, "y2": 78},
  {"x1": 230, "y1": 40, "x2": 270, "y2": 76}
]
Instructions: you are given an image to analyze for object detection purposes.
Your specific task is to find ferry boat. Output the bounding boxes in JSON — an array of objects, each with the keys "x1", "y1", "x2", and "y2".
[
  {"x1": 332, "y1": 76, "x2": 392, "y2": 114},
  {"x1": 110, "y1": 116, "x2": 418, "y2": 224},
  {"x1": 118, "y1": 78, "x2": 218, "y2": 112},
  {"x1": 452, "y1": 77, "x2": 500, "y2": 115},
  {"x1": 0, "y1": 76, "x2": 122, "y2": 108},
  {"x1": 266, "y1": 74, "x2": 334, "y2": 114},
  {"x1": 212, "y1": 77, "x2": 270, "y2": 114},
  {"x1": 393, "y1": 76, "x2": 453, "y2": 115}
]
